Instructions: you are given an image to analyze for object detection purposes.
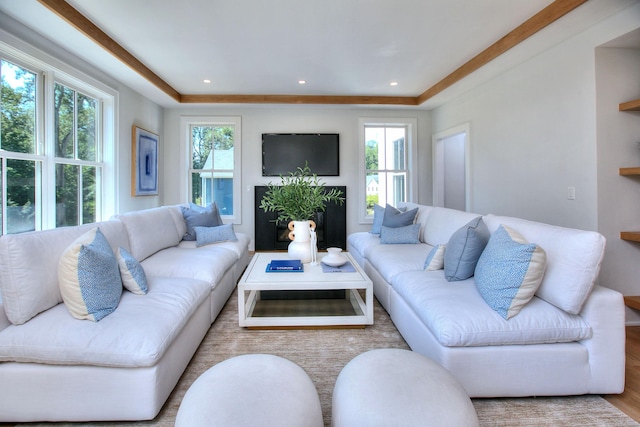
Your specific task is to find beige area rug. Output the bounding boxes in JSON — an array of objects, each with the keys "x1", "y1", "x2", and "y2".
[{"x1": 19, "y1": 293, "x2": 638, "y2": 427}]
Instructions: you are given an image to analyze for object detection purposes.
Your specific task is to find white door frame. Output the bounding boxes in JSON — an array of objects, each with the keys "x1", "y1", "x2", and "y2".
[{"x1": 432, "y1": 123, "x2": 471, "y2": 211}]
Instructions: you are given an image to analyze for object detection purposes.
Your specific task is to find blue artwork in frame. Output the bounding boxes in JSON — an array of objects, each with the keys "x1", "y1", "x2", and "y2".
[{"x1": 132, "y1": 126, "x2": 159, "y2": 196}]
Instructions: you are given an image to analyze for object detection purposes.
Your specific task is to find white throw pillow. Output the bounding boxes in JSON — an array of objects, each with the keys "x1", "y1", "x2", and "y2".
[
  {"x1": 424, "y1": 244, "x2": 446, "y2": 271},
  {"x1": 58, "y1": 228, "x2": 122, "y2": 321},
  {"x1": 117, "y1": 247, "x2": 148, "y2": 295}
]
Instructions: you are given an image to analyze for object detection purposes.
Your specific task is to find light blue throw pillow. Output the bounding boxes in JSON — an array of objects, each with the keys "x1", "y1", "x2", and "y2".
[
  {"x1": 382, "y1": 204, "x2": 418, "y2": 228},
  {"x1": 475, "y1": 225, "x2": 547, "y2": 320},
  {"x1": 370, "y1": 204, "x2": 385, "y2": 234},
  {"x1": 182, "y1": 202, "x2": 222, "y2": 241},
  {"x1": 443, "y1": 217, "x2": 490, "y2": 281},
  {"x1": 194, "y1": 224, "x2": 238, "y2": 247},
  {"x1": 58, "y1": 228, "x2": 122, "y2": 321},
  {"x1": 117, "y1": 247, "x2": 148, "y2": 295},
  {"x1": 380, "y1": 223, "x2": 421, "y2": 244}
]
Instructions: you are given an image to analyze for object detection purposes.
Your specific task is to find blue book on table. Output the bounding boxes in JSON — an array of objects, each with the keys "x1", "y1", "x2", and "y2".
[{"x1": 266, "y1": 259, "x2": 303, "y2": 272}]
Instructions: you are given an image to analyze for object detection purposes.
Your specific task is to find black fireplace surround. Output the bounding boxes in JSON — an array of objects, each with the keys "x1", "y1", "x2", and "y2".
[{"x1": 254, "y1": 186, "x2": 347, "y2": 251}]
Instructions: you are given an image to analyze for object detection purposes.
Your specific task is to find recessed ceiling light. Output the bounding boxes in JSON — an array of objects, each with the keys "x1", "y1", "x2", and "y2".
[
  {"x1": 203, "y1": 79, "x2": 211, "y2": 84},
  {"x1": 298, "y1": 80, "x2": 306, "y2": 85},
  {"x1": 390, "y1": 81, "x2": 399, "y2": 86}
]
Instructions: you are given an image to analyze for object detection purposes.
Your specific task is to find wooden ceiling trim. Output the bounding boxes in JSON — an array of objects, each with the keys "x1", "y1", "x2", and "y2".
[
  {"x1": 37, "y1": 0, "x2": 586, "y2": 106},
  {"x1": 37, "y1": 0, "x2": 181, "y2": 102},
  {"x1": 417, "y1": 0, "x2": 588, "y2": 104},
  {"x1": 180, "y1": 94, "x2": 419, "y2": 105}
]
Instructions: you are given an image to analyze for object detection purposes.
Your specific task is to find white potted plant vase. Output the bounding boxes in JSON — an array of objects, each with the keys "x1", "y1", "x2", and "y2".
[{"x1": 287, "y1": 220, "x2": 316, "y2": 263}]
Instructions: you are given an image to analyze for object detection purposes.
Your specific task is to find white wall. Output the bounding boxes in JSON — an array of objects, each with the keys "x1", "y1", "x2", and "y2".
[
  {"x1": 596, "y1": 46, "x2": 640, "y2": 323},
  {"x1": 116, "y1": 90, "x2": 164, "y2": 214},
  {"x1": 162, "y1": 106, "x2": 431, "y2": 248},
  {"x1": 430, "y1": 4, "x2": 640, "y2": 313},
  {"x1": 432, "y1": 3, "x2": 640, "y2": 231}
]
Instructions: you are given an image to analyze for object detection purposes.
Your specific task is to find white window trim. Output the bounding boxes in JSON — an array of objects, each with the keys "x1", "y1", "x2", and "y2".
[
  {"x1": 358, "y1": 117, "x2": 417, "y2": 224},
  {"x1": 179, "y1": 116, "x2": 242, "y2": 224},
  {"x1": 0, "y1": 31, "x2": 118, "y2": 230}
]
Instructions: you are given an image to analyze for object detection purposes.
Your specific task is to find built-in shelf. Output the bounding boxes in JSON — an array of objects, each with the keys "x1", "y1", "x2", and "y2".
[
  {"x1": 624, "y1": 296, "x2": 640, "y2": 310},
  {"x1": 619, "y1": 100, "x2": 640, "y2": 242},
  {"x1": 620, "y1": 167, "x2": 640, "y2": 176},
  {"x1": 621, "y1": 232, "x2": 640, "y2": 242},
  {"x1": 620, "y1": 99, "x2": 640, "y2": 111}
]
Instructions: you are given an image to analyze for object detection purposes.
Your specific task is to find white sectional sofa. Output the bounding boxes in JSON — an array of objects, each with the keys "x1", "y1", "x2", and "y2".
[
  {"x1": 0, "y1": 205, "x2": 250, "y2": 422},
  {"x1": 348, "y1": 203, "x2": 626, "y2": 398}
]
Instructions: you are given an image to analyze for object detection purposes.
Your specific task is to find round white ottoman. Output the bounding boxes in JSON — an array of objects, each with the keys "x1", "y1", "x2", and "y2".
[
  {"x1": 176, "y1": 354, "x2": 323, "y2": 427},
  {"x1": 332, "y1": 349, "x2": 479, "y2": 427}
]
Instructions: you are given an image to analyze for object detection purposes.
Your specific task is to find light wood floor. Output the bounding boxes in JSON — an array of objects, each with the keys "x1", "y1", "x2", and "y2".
[{"x1": 604, "y1": 326, "x2": 640, "y2": 422}]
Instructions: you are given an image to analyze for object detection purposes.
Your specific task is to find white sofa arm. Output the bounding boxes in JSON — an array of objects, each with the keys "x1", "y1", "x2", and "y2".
[{"x1": 579, "y1": 285, "x2": 626, "y2": 394}]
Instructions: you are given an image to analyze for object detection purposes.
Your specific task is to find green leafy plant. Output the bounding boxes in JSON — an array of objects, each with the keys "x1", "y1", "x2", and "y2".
[{"x1": 259, "y1": 164, "x2": 345, "y2": 223}]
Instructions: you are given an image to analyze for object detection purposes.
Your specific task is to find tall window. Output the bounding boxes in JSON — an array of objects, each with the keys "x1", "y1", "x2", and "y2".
[
  {"x1": 54, "y1": 82, "x2": 100, "y2": 227},
  {"x1": 185, "y1": 117, "x2": 241, "y2": 219},
  {"x1": 0, "y1": 53, "x2": 111, "y2": 235},
  {"x1": 1, "y1": 59, "x2": 40, "y2": 234},
  {"x1": 360, "y1": 118, "x2": 416, "y2": 222}
]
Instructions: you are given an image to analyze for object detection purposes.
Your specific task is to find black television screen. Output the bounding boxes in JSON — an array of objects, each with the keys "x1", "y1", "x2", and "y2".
[{"x1": 262, "y1": 133, "x2": 340, "y2": 176}]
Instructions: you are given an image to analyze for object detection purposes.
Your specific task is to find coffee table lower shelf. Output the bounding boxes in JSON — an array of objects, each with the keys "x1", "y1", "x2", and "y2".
[
  {"x1": 244, "y1": 290, "x2": 367, "y2": 329},
  {"x1": 237, "y1": 252, "x2": 374, "y2": 329}
]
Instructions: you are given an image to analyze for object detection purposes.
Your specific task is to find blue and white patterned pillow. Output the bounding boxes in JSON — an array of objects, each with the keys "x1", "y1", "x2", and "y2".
[
  {"x1": 424, "y1": 244, "x2": 446, "y2": 270},
  {"x1": 117, "y1": 247, "x2": 148, "y2": 295},
  {"x1": 194, "y1": 224, "x2": 238, "y2": 247},
  {"x1": 58, "y1": 228, "x2": 122, "y2": 321},
  {"x1": 380, "y1": 223, "x2": 421, "y2": 244},
  {"x1": 475, "y1": 224, "x2": 547, "y2": 320},
  {"x1": 443, "y1": 217, "x2": 490, "y2": 282}
]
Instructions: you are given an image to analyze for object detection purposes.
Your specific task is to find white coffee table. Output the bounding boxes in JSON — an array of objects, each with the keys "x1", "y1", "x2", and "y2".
[{"x1": 238, "y1": 252, "x2": 373, "y2": 329}]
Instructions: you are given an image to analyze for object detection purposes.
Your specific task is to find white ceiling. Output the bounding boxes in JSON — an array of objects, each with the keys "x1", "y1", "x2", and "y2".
[{"x1": 0, "y1": 0, "x2": 637, "y2": 109}]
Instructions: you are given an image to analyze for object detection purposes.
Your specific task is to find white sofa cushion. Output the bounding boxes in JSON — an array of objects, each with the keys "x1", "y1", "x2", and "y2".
[
  {"x1": 346, "y1": 232, "x2": 381, "y2": 260},
  {"x1": 58, "y1": 228, "x2": 123, "y2": 322},
  {"x1": 0, "y1": 220, "x2": 128, "y2": 325},
  {"x1": 391, "y1": 270, "x2": 592, "y2": 347},
  {"x1": 483, "y1": 214, "x2": 606, "y2": 314},
  {"x1": 367, "y1": 243, "x2": 432, "y2": 284},
  {"x1": 116, "y1": 206, "x2": 183, "y2": 261},
  {"x1": 423, "y1": 207, "x2": 483, "y2": 247},
  {"x1": 398, "y1": 202, "x2": 434, "y2": 243},
  {"x1": 0, "y1": 276, "x2": 210, "y2": 367},
  {"x1": 141, "y1": 246, "x2": 238, "y2": 288}
]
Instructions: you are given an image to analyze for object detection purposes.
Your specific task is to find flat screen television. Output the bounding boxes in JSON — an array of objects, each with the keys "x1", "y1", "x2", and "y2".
[{"x1": 262, "y1": 133, "x2": 340, "y2": 176}]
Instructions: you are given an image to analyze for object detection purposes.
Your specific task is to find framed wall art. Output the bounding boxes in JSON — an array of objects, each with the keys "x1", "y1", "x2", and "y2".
[{"x1": 131, "y1": 125, "x2": 159, "y2": 196}]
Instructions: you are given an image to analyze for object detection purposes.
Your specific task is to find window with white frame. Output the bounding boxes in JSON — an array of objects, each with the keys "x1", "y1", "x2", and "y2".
[
  {"x1": 185, "y1": 117, "x2": 241, "y2": 220},
  {"x1": 0, "y1": 52, "x2": 113, "y2": 235},
  {"x1": 359, "y1": 118, "x2": 416, "y2": 222}
]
